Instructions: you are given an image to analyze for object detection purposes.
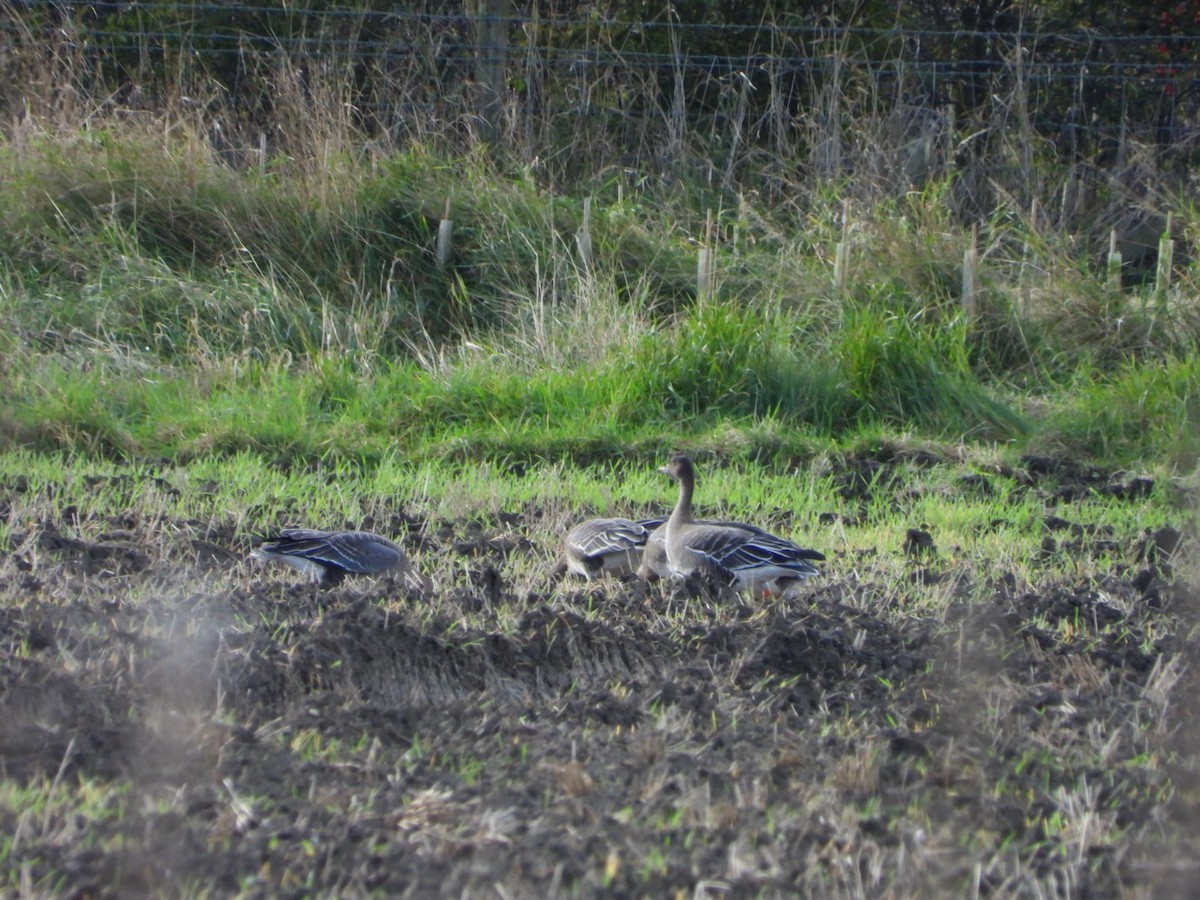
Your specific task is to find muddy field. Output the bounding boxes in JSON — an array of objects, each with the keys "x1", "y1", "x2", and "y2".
[{"x1": 0, "y1": 453, "x2": 1197, "y2": 897}]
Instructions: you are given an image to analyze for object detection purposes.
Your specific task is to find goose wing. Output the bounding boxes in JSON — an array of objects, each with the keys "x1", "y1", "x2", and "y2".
[
  {"x1": 635, "y1": 516, "x2": 668, "y2": 532},
  {"x1": 684, "y1": 524, "x2": 822, "y2": 580},
  {"x1": 569, "y1": 517, "x2": 658, "y2": 558},
  {"x1": 265, "y1": 529, "x2": 406, "y2": 575},
  {"x1": 693, "y1": 519, "x2": 824, "y2": 560}
]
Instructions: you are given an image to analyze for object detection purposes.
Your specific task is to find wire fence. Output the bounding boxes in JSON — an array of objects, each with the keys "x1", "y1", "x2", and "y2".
[{"x1": 3, "y1": 3, "x2": 1199, "y2": 192}]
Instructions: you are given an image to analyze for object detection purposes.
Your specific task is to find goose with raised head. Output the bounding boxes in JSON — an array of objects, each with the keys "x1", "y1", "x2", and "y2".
[
  {"x1": 658, "y1": 455, "x2": 823, "y2": 596},
  {"x1": 250, "y1": 528, "x2": 432, "y2": 593},
  {"x1": 553, "y1": 516, "x2": 666, "y2": 581}
]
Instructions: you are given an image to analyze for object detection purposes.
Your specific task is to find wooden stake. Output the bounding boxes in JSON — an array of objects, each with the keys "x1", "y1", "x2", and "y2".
[
  {"x1": 945, "y1": 103, "x2": 956, "y2": 172},
  {"x1": 1019, "y1": 199, "x2": 1038, "y2": 313},
  {"x1": 962, "y1": 224, "x2": 979, "y2": 320},
  {"x1": 436, "y1": 197, "x2": 453, "y2": 271},
  {"x1": 833, "y1": 198, "x2": 850, "y2": 292},
  {"x1": 576, "y1": 197, "x2": 593, "y2": 271},
  {"x1": 1106, "y1": 228, "x2": 1122, "y2": 292},
  {"x1": 697, "y1": 209, "x2": 715, "y2": 302},
  {"x1": 1156, "y1": 212, "x2": 1174, "y2": 295}
]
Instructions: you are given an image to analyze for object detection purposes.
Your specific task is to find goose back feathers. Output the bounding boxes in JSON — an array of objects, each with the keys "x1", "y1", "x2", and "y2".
[
  {"x1": 251, "y1": 528, "x2": 431, "y2": 592},
  {"x1": 554, "y1": 516, "x2": 665, "y2": 580}
]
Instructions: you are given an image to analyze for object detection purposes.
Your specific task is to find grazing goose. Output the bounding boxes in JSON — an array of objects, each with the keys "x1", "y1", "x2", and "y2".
[
  {"x1": 659, "y1": 455, "x2": 824, "y2": 596},
  {"x1": 250, "y1": 528, "x2": 432, "y2": 592},
  {"x1": 552, "y1": 516, "x2": 666, "y2": 581}
]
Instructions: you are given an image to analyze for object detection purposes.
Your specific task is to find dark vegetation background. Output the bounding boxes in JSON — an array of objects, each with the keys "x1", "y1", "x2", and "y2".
[{"x1": 7, "y1": 0, "x2": 1199, "y2": 200}]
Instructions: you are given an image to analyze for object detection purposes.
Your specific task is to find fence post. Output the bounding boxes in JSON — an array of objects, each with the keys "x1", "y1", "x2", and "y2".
[{"x1": 476, "y1": 0, "x2": 511, "y2": 146}]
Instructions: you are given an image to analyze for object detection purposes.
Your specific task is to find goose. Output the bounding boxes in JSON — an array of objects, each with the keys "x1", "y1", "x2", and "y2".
[
  {"x1": 637, "y1": 514, "x2": 781, "y2": 583},
  {"x1": 250, "y1": 528, "x2": 432, "y2": 593},
  {"x1": 658, "y1": 455, "x2": 824, "y2": 596},
  {"x1": 552, "y1": 516, "x2": 665, "y2": 581}
]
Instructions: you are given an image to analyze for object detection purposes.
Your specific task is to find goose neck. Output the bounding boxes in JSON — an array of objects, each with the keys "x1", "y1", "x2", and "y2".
[{"x1": 669, "y1": 470, "x2": 696, "y2": 526}]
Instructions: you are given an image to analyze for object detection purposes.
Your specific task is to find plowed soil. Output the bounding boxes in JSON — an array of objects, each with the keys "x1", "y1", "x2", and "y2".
[{"x1": 0, "y1": 454, "x2": 1196, "y2": 897}]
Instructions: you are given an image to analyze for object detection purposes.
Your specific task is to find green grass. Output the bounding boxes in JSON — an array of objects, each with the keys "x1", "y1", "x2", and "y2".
[
  {"x1": 6, "y1": 320, "x2": 1194, "y2": 469},
  {"x1": 1036, "y1": 355, "x2": 1200, "y2": 470},
  {"x1": 1, "y1": 116, "x2": 1198, "y2": 470},
  {"x1": 0, "y1": 444, "x2": 1176, "y2": 616}
]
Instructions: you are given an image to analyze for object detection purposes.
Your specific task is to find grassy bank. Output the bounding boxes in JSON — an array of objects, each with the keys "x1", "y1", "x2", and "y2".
[{"x1": 1, "y1": 74, "x2": 1198, "y2": 472}]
